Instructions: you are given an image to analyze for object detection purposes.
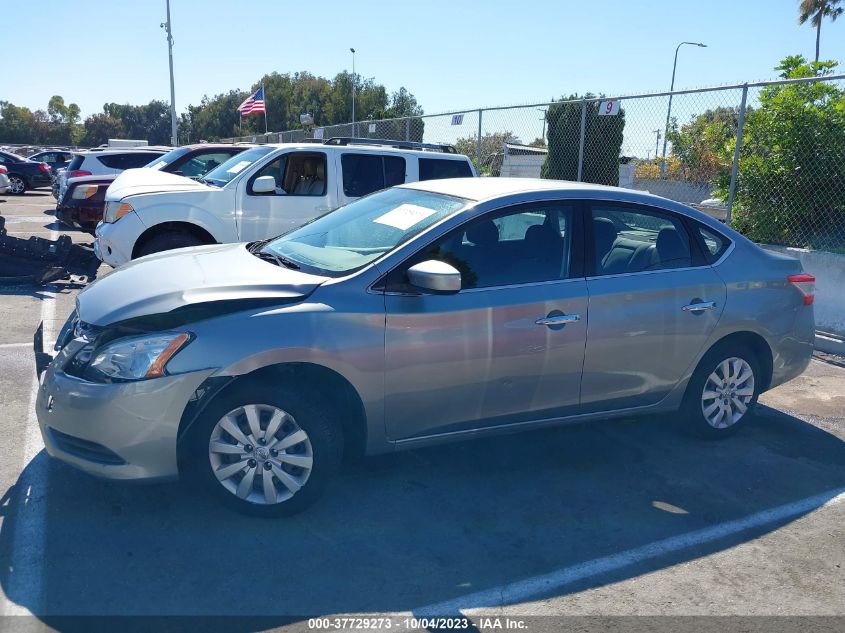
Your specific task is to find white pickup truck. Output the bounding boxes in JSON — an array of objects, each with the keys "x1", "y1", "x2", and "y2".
[{"x1": 95, "y1": 138, "x2": 475, "y2": 267}]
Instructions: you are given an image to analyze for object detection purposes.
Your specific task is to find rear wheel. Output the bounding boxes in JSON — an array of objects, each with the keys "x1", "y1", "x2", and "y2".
[
  {"x1": 187, "y1": 384, "x2": 343, "y2": 517},
  {"x1": 8, "y1": 175, "x2": 26, "y2": 195},
  {"x1": 683, "y1": 343, "x2": 761, "y2": 438},
  {"x1": 135, "y1": 232, "x2": 207, "y2": 258}
]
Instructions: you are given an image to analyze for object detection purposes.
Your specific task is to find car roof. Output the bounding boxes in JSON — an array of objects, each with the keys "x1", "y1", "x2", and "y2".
[
  {"x1": 77, "y1": 147, "x2": 170, "y2": 156},
  {"x1": 399, "y1": 177, "x2": 735, "y2": 233},
  {"x1": 398, "y1": 177, "x2": 630, "y2": 201},
  {"x1": 181, "y1": 143, "x2": 255, "y2": 150},
  {"x1": 261, "y1": 142, "x2": 470, "y2": 159}
]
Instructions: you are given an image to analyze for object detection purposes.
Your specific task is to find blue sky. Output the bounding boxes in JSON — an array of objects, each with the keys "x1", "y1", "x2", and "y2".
[{"x1": 5, "y1": 0, "x2": 844, "y2": 128}]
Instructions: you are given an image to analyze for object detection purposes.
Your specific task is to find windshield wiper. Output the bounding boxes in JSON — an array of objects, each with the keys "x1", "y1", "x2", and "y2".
[
  {"x1": 200, "y1": 178, "x2": 221, "y2": 187},
  {"x1": 253, "y1": 250, "x2": 300, "y2": 270}
]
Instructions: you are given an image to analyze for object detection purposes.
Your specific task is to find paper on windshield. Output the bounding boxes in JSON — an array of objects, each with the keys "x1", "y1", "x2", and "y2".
[
  {"x1": 149, "y1": 160, "x2": 167, "y2": 170},
  {"x1": 373, "y1": 204, "x2": 438, "y2": 231},
  {"x1": 226, "y1": 160, "x2": 251, "y2": 174}
]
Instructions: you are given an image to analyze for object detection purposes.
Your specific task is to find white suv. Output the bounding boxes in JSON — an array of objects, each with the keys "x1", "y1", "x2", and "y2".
[
  {"x1": 94, "y1": 139, "x2": 475, "y2": 266},
  {"x1": 59, "y1": 147, "x2": 170, "y2": 201}
]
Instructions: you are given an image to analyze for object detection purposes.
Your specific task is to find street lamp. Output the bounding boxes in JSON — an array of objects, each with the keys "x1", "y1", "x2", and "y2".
[
  {"x1": 660, "y1": 41, "x2": 706, "y2": 174},
  {"x1": 350, "y1": 47, "x2": 356, "y2": 137},
  {"x1": 160, "y1": 0, "x2": 178, "y2": 146}
]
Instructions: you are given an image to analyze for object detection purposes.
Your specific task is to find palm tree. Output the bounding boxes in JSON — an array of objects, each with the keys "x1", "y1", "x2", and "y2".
[{"x1": 799, "y1": 0, "x2": 844, "y2": 62}]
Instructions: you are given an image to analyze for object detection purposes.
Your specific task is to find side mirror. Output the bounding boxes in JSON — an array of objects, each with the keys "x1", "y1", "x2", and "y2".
[
  {"x1": 252, "y1": 175, "x2": 277, "y2": 194},
  {"x1": 407, "y1": 260, "x2": 461, "y2": 294}
]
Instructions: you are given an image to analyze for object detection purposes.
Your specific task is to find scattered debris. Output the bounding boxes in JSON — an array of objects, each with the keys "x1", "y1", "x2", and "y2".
[{"x1": 0, "y1": 216, "x2": 100, "y2": 285}]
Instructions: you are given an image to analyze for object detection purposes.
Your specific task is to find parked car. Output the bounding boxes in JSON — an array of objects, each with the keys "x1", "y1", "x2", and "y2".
[
  {"x1": 56, "y1": 144, "x2": 252, "y2": 234},
  {"x1": 0, "y1": 150, "x2": 52, "y2": 194},
  {"x1": 94, "y1": 138, "x2": 475, "y2": 266},
  {"x1": 35, "y1": 178, "x2": 815, "y2": 516},
  {"x1": 27, "y1": 150, "x2": 74, "y2": 174},
  {"x1": 58, "y1": 147, "x2": 170, "y2": 202},
  {"x1": 0, "y1": 165, "x2": 11, "y2": 194}
]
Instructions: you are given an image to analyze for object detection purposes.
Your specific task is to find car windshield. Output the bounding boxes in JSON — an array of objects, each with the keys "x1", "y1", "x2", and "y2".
[
  {"x1": 262, "y1": 187, "x2": 469, "y2": 276},
  {"x1": 200, "y1": 146, "x2": 274, "y2": 186},
  {"x1": 145, "y1": 147, "x2": 190, "y2": 170}
]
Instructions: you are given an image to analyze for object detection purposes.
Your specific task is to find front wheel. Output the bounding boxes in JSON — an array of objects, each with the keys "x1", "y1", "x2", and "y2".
[
  {"x1": 135, "y1": 232, "x2": 207, "y2": 258},
  {"x1": 682, "y1": 343, "x2": 761, "y2": 438},
  {"x1": 186, "y1": 384, "x2": 343, "y2": 517}
]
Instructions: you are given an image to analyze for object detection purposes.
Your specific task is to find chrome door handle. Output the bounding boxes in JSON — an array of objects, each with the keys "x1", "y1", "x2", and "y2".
[
  {"x1": 682, "y1": 301, "x2": 716, "y2": 313},
  {"x1": 535, "y1": 314, "x2": 580, "y2": 326}
]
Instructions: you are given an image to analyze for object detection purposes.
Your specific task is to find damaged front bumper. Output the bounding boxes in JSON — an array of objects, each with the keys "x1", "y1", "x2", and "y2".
[
  {"x1": 34, "y1": 330, "x2": 215, "y2": 481},
  {"x1": 0, "y1": 216, "x2": 100, "y2": 285}
]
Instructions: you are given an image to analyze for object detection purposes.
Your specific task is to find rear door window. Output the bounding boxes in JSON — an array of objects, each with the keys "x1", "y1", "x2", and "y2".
[
  {"x1": 590, "y1": 204, "x2": 692, "y2": 275},
  {"x1": 341, "y1": 153, "x2": 407, "y2": 198},
  {"x1": 418, "y1": 158, "x2": 473, "y2": 181}
]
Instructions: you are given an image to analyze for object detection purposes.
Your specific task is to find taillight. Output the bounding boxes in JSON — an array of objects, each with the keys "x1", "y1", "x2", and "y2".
[
  {"x1": 788, "y1": 273, "x2": 815, "y2": 305},
  {"x1": 67, "y1": 170, "x2": 92, "y2": 178},
  {"x1": 0, "y1": 165, "x2": 7, "y2": 174},
  {"x1": 39, "y1": 163, "x2": 51, "y2": 173}
]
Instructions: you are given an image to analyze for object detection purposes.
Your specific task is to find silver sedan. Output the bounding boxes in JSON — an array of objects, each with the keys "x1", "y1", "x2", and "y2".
[{"x1": 35, "y1": 178, "x2": 815, "y2": 516}]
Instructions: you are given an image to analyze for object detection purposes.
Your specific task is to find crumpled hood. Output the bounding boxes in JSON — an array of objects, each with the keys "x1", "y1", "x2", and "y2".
[
  {"x1": 106, "y1": 168, "x2": 211, "y2": 201},
  {"x1": 78, "y1": 243, "x2": 328, "y2": 326}
]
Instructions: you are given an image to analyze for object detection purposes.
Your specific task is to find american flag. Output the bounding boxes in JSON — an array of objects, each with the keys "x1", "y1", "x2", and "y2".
[{"x1": 237, "y1": 87, "x2": 266, "y2": 116}]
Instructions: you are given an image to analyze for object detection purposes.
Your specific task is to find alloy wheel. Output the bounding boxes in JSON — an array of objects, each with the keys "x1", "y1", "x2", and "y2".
[
  {"x1": 9, "y1": 176, "x2": 25, "y2": 195},
  {"x1": 701, "y1": 357, "x2": 755, "y2": 429},
  {"x1": 208, "y1": 404, "x2": 313, "y2": 505}
]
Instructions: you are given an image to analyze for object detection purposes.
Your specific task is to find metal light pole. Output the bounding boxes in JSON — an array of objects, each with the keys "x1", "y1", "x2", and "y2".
[
  {"x1": 350, "y1": 47, "x2": 356, "y2": 138},
  {"x1": 161, "y1": 0, "x2": 178, "y2": 146},
  {"x1": 660, "y1": 41, "x2": 706, "y2": 174}
]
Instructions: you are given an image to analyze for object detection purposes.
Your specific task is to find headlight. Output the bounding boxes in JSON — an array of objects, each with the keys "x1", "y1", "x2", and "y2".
[
  {"x1": 104, "y1": 200, "x2": 134, "y2": 223},
  {"x1": 72, "y1": 184, "x2": 99, "y2": 200},
  {"x1": 84, "y1": 332, "x2": 191, "y2": 382}
]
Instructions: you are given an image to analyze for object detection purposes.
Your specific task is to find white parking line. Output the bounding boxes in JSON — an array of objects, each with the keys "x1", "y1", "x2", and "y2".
[
  {"x1": 0, "y1": 343, "x2": 30, "y2": 349},
  {"x1": 2, "y1": 230, "x2": 58, "y2": 616},
  {"x1": 412, "y1": 487, "x2": 845, "y2": 616}
]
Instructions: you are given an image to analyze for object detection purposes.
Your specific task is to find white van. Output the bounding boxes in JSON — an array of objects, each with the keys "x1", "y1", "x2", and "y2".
[{"x1": 95, "y1": 138, "x2": 475, "y2": 267}]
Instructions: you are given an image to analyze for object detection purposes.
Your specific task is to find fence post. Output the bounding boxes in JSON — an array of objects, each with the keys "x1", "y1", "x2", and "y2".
[
  {"x1": 476, "y1": 109, "x2": 483, "y2": 169},
  {"x1": 726, "y1": 83, "x2": 749, "y2": 226},
  {"x1": 577, "y1": 100, "x2": 587, "y2": 182}
]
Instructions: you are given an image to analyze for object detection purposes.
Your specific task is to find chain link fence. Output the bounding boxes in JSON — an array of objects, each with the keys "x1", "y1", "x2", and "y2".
[{"x1": 229, "y1": 75, "x2": 845, "y2": 253}]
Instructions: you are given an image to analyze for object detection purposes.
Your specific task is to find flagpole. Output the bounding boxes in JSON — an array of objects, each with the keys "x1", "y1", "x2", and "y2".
[{"x1": 263, "y1": 84, "x2": 268, "y2": 135}]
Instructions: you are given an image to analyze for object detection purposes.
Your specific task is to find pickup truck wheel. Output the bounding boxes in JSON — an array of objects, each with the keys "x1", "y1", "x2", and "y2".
[
  {"x1": 135, "y1": 232, "x2": 206, "y2": 258},
  {"x1": 8, "y1": 175, "x2": 26, "y2": 195},
  {"x1": 186, "y1": 384, "x2": 343, "y2": 517}
]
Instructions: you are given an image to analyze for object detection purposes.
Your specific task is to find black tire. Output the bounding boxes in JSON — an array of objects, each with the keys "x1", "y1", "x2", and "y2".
[
  {"x1": 682, "y1": 342, "x2": 762, "y2": 438},
  {"x1": 185, "y1": 383, "x2": 343, "y2": 517},
  {"x1": 135, "y1": 232, "x2": 207, "y2": 259},
  {"x1": 8, "y1": 175, "x2": 26, "y2": 195}
]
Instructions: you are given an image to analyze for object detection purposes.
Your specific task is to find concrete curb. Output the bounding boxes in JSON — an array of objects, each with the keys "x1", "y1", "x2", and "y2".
[{"x1": 815, "y1": 330, "x2": 845, "y2": 357}]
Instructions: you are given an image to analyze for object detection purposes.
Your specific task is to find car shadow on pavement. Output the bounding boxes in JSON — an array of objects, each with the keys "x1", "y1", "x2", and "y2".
[{"x1": 1, "y1": 405, "x2": 843, "y2": 622}]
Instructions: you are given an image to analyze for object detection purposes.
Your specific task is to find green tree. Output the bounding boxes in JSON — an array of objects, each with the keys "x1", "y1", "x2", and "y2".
[
  {"x1": 454, "y1": 131, "x2": 519, "y2": 173},
  {"x1": 665, "y1": 107, "x2": 739, "y2": 182},
  {"x1": 102, "y1": 101, "x2": 172, "y2": 145},
  {"x1": 799, "y1": 0, "x2": 843, "y2": 62},
  {"x1": 81, "y1": 113, "x2": 126, "y2": 146},
  {"x1": 0, "y1": 101, "x2": 38, "y2": 143},
  {"x1": 718, "y1": 55, "x2": 845, "y2": 249},
  {"x1": 541, "y1": 94, "x2": 625, "y2": 185}
]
